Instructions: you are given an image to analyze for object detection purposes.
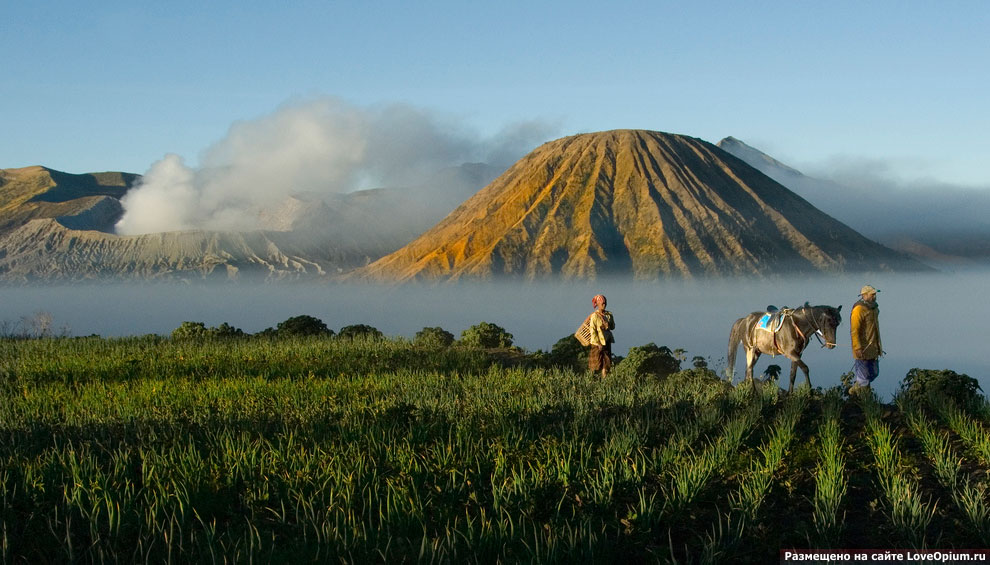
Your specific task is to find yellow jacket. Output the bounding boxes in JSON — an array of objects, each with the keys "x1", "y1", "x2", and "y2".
[
  {"x1": 850, "y1": 299, "x2": 882, "y2": 360},
  {"x1": 589, "y1": 309, "x2": 615, "y2": 346}
]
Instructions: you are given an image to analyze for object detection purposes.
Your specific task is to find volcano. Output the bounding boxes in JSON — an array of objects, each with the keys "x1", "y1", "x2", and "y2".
[{"x1": 355, "y1": 130, "x2": 925, "y2": 281}]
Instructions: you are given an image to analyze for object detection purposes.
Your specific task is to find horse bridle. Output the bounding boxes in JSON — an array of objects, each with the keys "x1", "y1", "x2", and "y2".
[{"x1": 802, "y1": 307, "x2": 836, "y2": 348}]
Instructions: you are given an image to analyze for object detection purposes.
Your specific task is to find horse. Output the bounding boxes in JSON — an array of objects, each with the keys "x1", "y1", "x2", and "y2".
[{"x1": 726, "y1": 303, "x2": 842, "y2": 392}]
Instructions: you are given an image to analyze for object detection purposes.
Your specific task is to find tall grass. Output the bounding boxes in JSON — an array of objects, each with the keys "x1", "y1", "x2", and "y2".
[
  {"x1": 2, "y1": 336, "x2": 739, "y2": 561},
  {"x1": 926, "y1": 393, "x2": 990, "y2": 465},
  {"x1": 859, "y1": 392, "x2": 937, "y2": 548},
  {"x1": 3, "y1": 335, "x2": 990, "y2": 560},
  {"x1": 811, "y1": 388, "x2": 847, "y2": 547},
  {"x1": 701, "y1": 387, "x2": 809, "y2": 561},
  {"x1": 902, "y1": 398, "x2": 990, "y2": 545}
]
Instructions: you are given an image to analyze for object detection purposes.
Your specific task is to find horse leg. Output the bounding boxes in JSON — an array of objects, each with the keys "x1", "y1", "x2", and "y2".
[
  {"x1": 786, "y1": 357, "x2": 810, "y2": 392},
  {"x1": 746, "y1": 348, "x2": 761, "y2": 391}
]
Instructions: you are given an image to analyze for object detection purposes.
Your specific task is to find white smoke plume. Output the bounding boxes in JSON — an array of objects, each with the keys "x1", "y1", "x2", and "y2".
[{"x1": 116, "y1": 97, "x2": 557, "y2": 234}]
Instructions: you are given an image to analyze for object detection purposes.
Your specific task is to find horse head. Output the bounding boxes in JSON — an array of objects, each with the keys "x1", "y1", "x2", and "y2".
[{"x1": 813, "y1": 304, "x2": 842, "y2": 349}]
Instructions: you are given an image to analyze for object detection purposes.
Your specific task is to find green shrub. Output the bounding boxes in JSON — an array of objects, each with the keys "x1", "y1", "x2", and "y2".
[
  {"x1": 212, "y1": 322, "x2": 245, "y2": 338},
  {"x1": 171, "y1": 321, "x2": 209, "y2": 340},
  {"x1": 276, "y1": 315, "x2": 334, "y2": 337},
  {"x1": 338, "y1": 324, "x2": 384, "y2": 340},
  {"x1": 666, "y1": 367, "x2": 725, "y2": 389},
  {"x1": 616, "y1": 343, "x2": 681, "y2": 379},
  {"x1": 171, "y1": 321, "x2": 246, "y2": 340},
  {"x1": 460, "y1": 322, "x2": 513, "y2": 349},
  {"x1": 414, "y1": 326, "x2": 455, "y2": 348},
  {"x1": 547, "y1": 334, "x2": 588, "y2": 370},
  {"x1": 897, "y1": 368, "x2": 984, "y2": 408}
]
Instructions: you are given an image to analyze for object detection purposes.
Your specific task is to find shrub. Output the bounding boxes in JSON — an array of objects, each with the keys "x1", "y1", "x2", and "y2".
[
  {"x1": 460, "y1": 322, "x2": 514, "y2": 349},
  {"x1": 548, "y1": 334, "x2": 588, "y2": 370},
  {"x1": 212, "y1": 322, "x2": 245, "y2": 338},
  {"x1": 338, "y1": 324, "x2": 385, "y2": 340},
  {"x1": 171, "y1": 321, "x2": 245, "y2": 340},
  {"x1": 414, "y1": 327, "x2": 455, "y2": 348},
  {"x1": 276, "y1": 315, "x2": 334, "y2": 338},
  {"x1": 616, "y1": 343, "x2": 681, "y2": 379},
  {"x1": 897, "y1": 368, "x2": 984, "y2": 408},
  {"x1": 171, "y1": 321, "x2": 209, "y2": 340},
  {"x1": 666, "y1": 367, "x2": 725, "y2": 389}
]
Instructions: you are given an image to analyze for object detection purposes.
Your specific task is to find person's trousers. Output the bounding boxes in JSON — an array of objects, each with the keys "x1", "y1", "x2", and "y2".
[{"x1": 853, "y1": 359, "x2": 879, "y2": 386}]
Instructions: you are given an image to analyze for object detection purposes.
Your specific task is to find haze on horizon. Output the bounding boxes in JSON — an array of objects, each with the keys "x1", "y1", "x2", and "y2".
[{"x1": 1, "y1": 272, "x2": 988, "y2": 402}]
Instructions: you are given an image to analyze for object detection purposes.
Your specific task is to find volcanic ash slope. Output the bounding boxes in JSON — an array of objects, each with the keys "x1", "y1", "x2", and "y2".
[{"x1": 355, "y1": 129, "x2": 925, "y2": 282}]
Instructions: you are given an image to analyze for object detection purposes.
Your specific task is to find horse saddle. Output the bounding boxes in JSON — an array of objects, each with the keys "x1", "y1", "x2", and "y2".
[{"x1": 756, "y1": 307, "x2": 790, "y2": 333}]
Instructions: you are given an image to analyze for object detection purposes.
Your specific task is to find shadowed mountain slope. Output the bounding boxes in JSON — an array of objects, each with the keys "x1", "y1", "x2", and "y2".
[
  {"x1": 717, "y1": 136, "x2": 990, "y2": 267},
  {"x1": 356, "y1": 130, "x2": 926, "y2": 282},
  {"x1": 0, "y1": 166, "x2": 138, "y2": 234}
]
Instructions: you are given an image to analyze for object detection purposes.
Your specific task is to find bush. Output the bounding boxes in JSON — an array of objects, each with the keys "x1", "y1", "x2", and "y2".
[
  {"x1": 171, "y1": 321, "x2": 246, "y2": 340},
  {"x1": 616, "y1": 343, "x2": 681, "y2": 379},
  {"x1": 276, "y1": 315, "x2": 333, "y2": 338},
  {"x1": 547, "y1": 334, "x2": 588, "y2": 370},
  {"x1": 212, "y1": 322, "x2": 245, "y2": 338},
  {"x1": 171, "y1": 321, "x2": 209, "y2": 340},
  {"x1": 666, "y1": 367, "x2": 725, "y2": 389},
  {"x1": 414, "y1": 327, "x2": 455, "y2": 348},
  {"x1": 338, "y1": 324, "x2": 384, "y2": 340},
  {"x1": 897, "y1": 368, "x2": 984, "y2": 408},
  {"x1": 460, "y1": 322, "x2": 514, "y2": 349}
]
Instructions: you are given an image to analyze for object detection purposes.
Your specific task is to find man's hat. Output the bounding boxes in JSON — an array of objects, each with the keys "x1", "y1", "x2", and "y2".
[{"x1": 860, "y1": 284, "x2": 880, "y2": 296}]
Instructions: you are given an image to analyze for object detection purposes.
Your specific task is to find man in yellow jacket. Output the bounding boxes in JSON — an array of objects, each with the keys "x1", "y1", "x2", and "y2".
[{"x1": 850, "y1": 284, "x2": 883, "y2": 394}]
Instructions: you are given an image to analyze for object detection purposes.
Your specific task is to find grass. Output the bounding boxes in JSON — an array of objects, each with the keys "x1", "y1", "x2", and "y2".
[{"x1": 1, "y1": 335, "x2": 989, "y2": 562}]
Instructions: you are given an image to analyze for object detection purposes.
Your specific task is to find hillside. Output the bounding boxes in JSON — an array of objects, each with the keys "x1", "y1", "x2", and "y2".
[
  {"x1": 0, "y1": 166, "x2": 138, "y2": 234},
  {"x1": 355, "y1": 130, "x2": 926, "y2": 282},
  {"x1": 0, "y1": 163, "x2": 496, "y2": 282},
  {"x1": 716, "y1": 137, "x2": 990, "y2": 266}
]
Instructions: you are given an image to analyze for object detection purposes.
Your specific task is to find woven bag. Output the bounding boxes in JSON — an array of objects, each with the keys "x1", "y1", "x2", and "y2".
[{"x1": 574, "y1": 314, "x2": 593, "y2": 346}]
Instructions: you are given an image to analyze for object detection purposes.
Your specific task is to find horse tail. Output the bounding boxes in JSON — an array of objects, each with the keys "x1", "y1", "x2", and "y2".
[{"x1": 726, "y1": 318, "x2": 746, "y2": 380}]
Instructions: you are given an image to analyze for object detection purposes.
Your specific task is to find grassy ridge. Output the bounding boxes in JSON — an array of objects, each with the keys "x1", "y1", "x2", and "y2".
[{"x1": 1, "y1": 336, "x2": 988, "y2": 562}]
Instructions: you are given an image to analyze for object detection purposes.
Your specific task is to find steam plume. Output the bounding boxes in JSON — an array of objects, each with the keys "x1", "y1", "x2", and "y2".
[{"x1": 116, "y1": 97, "x2": 556, "y2": 235}]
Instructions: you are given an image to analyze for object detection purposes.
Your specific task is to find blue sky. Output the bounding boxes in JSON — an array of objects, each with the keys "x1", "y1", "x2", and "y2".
[{"x1": 4, "y1": 1, "x2": 989, "y2": 187}]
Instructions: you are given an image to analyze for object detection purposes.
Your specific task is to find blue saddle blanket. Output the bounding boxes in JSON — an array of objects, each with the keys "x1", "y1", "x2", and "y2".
[{"x1": 756, "y1": 312, "x2": 784, "y2": 332}]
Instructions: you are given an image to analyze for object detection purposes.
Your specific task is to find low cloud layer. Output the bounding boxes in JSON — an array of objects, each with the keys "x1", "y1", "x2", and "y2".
[
  {"x1": 4, "y1": 273, "x2": 990, "y2": 400},
  {"x1": 803, "y1": 157, "x2": 990, "y2": 239},
  {"x1": 116, "y1": 98, "x2": 557, "y2": 235},
  {"x1": 724, "y1": 141, "x2": 990, "y2": 260}
]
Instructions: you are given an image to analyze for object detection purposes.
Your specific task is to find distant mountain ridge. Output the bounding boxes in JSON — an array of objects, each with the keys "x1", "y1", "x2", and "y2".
[
  {"x1": 355, "y1": 130, "x2": 925, "y2": 282},
  {"x1": 716, "y1": 137, "x2": 990, "y2": 266},
  {"x1": 0, "y1": 163, "x2": 496, "y2": 282},
  {"x1": 1, "y1": 132, "x2": 938, "y2": 283}
]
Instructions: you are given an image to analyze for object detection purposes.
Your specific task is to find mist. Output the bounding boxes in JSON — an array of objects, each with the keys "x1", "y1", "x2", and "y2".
[
  {"x1": 115, "y1": 97, "x2": 558, "y2": 235},
  {"x1": 2, "y1": 271, "x2": 988, "y2": 401},
  {"x1": 735, "y1": 148, "x2": 990, "y2": 262}
]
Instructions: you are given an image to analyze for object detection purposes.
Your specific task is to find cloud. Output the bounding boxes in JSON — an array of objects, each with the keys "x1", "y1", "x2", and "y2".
[
  {"x1": 798, "y1": 157, "x2": 990, "y2": 239},
  {"x1": 116, "y1": 97, "x2": 557, "y2": 235}
]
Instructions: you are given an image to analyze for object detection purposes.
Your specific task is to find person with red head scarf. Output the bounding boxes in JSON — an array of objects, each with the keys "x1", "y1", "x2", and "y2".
[{"x1": 588, "y1": 294, "x2": 615, "y2": 378}]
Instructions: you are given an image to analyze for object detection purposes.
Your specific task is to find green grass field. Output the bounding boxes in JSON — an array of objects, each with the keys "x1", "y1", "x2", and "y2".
[{"x1": 1, "y1": 335, "x2": 988, "y2": 562}]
